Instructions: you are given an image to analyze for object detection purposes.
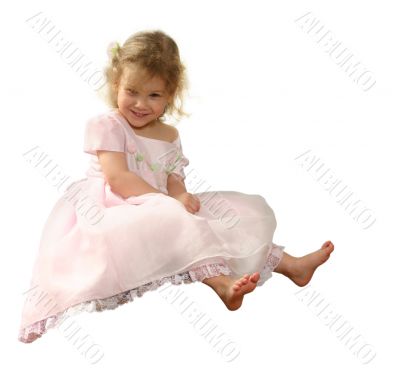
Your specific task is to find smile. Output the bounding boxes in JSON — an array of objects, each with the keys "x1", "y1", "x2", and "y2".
[{"x1": 131, "y1": 110, "x2": 149, "y2": 118}]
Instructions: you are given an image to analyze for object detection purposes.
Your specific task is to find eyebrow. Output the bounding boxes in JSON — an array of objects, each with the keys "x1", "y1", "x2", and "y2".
[{"x1": 126, "y1": 86, "x2": 164, "y2": 93}]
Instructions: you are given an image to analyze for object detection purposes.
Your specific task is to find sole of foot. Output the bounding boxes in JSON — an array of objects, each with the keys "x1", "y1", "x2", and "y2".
[
  {"x1": 223, "y1": 272, "x2": 260, "y2": 311},
  {"x1": 290, "y1": 240, "x2": 335, "y2": 287}
]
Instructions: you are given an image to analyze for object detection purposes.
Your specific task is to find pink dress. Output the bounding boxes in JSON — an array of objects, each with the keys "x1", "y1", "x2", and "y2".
[{"x1": 18, "y1": 108, "x2": 285, "y2": 344}]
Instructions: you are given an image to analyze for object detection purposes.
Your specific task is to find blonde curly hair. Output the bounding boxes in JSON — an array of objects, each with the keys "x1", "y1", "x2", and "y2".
[{"x1": 99, "y1": 29, "x2": 191, "y2": 125}]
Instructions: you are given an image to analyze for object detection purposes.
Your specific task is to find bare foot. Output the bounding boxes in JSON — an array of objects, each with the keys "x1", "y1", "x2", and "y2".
[
  {"x1": 289, "y1": 241, "x2": 335, "y2": 287},
  {"x1": 220, "y1": 272, "x2": 260, "y2": 311}
]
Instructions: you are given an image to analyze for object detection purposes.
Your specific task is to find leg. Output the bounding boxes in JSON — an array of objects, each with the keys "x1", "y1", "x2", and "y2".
[
  {"x1": 202, "y1": 272, "x2": 261, "y2": 311},
  {"x1": 274, "y1": 240, "x2": 335, "y2": 286}
]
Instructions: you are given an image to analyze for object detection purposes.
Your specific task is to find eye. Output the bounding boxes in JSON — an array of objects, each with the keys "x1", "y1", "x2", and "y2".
[{"x1": 150, "y1": 93, "x2": 160, "y2": 97}]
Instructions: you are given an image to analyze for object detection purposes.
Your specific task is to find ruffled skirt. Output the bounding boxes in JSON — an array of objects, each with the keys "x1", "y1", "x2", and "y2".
[{"x1": 18, "y1": 177, "x2": 285, "y2": 343}]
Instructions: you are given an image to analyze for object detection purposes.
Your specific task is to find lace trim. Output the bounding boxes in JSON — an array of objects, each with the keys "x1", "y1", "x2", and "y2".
[
  {"x1": 188, "y1": 262, "x2": 232, "y2": 281},
  {"x1": 18, "y1": 244, "x2": 284, "y2": 344},
  {"x1": 258, "y1": 243, "x2": 285, "y2": 286},
  {"x1": 18, "y1": 262, "x2": 229, "y2": 344}
]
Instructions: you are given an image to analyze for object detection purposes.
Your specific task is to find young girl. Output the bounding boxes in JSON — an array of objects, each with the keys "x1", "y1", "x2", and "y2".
[{"x1": 18, "y1": 30, "x2": 334, "y2": 344}]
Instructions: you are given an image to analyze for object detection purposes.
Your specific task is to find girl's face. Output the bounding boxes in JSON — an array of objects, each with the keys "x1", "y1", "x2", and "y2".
[{"x1": 115, "y1": 66, "x2": 169, "y2": 129}]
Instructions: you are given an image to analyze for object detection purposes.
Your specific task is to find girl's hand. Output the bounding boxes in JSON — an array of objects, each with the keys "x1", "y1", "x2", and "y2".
[{"x1": 171, "y1": 192, "x2": 201, "y2": 214}]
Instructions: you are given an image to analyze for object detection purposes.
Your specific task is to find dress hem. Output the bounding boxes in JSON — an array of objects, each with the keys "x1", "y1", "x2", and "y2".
[{"x1": 18, "y1": 243, "x2": 284, "y2": 344}]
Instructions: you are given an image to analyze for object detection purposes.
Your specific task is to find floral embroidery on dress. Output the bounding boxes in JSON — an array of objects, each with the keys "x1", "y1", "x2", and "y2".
[
  {"x1": 132, "y1": 147, "x2": 184, "y2": 177},
  {"x1": 135, "y1": 152, "x2": 144, "y2": 162},
  {"x1": 150, "y1": 163, "x2": 162, "y2": 172},
  {"x1": 126, "y1": 140, "x2": 136, "y2": 154},
  {"x1": 123, "y1": 128, "x2": 189, "y2": 191},
  {"x1": 164, "y1": 152, "x2": 184, "y2": 175}
]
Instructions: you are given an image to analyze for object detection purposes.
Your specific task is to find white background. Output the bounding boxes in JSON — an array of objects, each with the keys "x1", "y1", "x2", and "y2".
[{"x1": 2, "y1": 0, "x2": 399, "y2": 373}]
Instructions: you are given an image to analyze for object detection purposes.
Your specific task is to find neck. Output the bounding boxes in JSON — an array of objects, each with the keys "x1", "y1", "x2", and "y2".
[{"x1": 132, "y1": 118, "x2": 158, "y2": 130}]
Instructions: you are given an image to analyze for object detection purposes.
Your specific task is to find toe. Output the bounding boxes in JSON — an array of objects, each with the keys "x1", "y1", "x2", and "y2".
[
  {"x1": 250, "y1": 272, "x2": 260, "y2": 283},
  {"x1": 322, "y1": 241, "x2": 334, "y2": 251},
  {"x1": 324, "y1": 241, "x2": 334, "y2": 253}
]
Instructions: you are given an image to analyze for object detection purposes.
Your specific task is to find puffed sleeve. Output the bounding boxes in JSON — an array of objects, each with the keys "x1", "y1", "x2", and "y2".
[
  {"x1": 165, "y1": 135, "x2": 190, "y2": 180},
  {"x1": 83, "y1": 113, "x2": 126, "y2": 155}
]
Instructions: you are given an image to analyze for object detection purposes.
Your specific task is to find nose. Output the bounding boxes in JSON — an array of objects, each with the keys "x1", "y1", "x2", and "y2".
[{"x1": 134, "y1": 98, "x2": 148, "y2": 111}]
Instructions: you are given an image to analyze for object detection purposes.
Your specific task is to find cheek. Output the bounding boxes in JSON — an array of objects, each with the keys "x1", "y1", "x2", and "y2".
[
  {"x1": 119, "y1": 94, "x2": 132, "y2": 106},
  {"x1": 154, "y1": 100, "x2": 167, "y2": 111}
]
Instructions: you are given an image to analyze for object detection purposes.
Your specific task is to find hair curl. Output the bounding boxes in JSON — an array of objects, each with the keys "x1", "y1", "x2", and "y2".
[{"x1": 98, "y1": 29, "x2": 191, "y2": 125}]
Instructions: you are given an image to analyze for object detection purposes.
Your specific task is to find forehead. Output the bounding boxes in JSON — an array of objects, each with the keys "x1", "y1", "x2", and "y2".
[{"x1": 121, "y1": 66, "x2": 165, "y2": 92}]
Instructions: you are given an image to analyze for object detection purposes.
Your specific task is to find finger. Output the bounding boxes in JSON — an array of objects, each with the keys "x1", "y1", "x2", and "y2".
[
  {"x1": 185, "y1": 204, "x2": 194, "y2": 214},
  {"x1": 190, "y1": 202, "x2": 199, "y2": 213}
]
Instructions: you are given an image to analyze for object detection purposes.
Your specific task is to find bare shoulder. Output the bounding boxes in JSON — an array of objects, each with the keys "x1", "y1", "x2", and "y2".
[{"x1": 160, "y1": 122, "x2": 179, "y2": 142}]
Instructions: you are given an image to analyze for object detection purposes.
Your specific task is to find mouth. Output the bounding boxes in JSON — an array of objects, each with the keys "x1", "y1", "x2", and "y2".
[{"x1": 131, "y1": 110, "x2": 150, "y2": 118}]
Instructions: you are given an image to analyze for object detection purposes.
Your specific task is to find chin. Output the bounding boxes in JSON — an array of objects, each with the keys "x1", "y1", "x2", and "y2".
[{"x1": 131, "y1": 117, "x2": 156, "y2": 128}]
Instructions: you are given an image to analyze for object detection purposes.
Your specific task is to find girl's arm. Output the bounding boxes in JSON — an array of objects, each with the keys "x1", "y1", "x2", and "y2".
[
  {"x1": 111, "y1": 170, "x2": 163, "y2": 198},
  {"x1": 167, "y1": 173, "x2": 187, "y2": 197},
  {"x1": 97, "y1": 150, "x2": 165, "y2": 198}
]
